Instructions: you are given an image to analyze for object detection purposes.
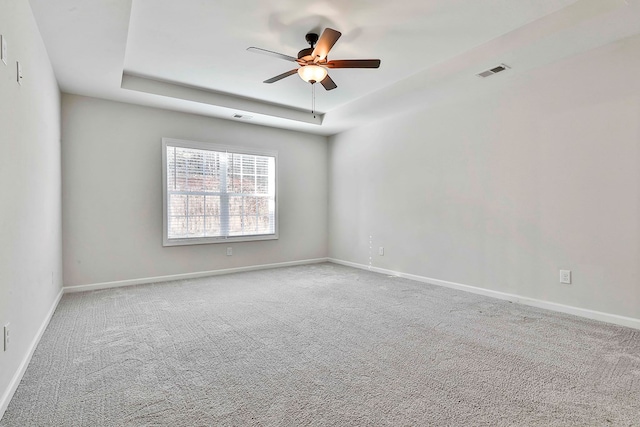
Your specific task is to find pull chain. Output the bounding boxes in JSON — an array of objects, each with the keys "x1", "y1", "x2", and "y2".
[{"x1": 311, "y1": 83, "x2": 316, "y2": 118}]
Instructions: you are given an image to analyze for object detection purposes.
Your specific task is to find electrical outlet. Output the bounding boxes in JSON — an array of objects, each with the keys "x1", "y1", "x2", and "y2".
[
  {"x1": 378, "y1": 247, "x2": 384, "y2": 256},
  {"x1": 226, "y1": 247, "x2": 232, "y2": 256},
  {"x1": 560, "y1": 270, "x2": 571, "y2": 284},
  {"x1": 3, "y1": 323, "x2": 10, "y2": 351},
  {"x1": 1, "y1": 35, "x2": 7, "y2": 65},
  {"x1": 17, "y1": 61, "x2": 22, "y2": 85}
]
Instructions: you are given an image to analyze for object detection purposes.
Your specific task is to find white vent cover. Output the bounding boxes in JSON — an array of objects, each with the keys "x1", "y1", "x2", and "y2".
[{"x1": 477, "y1": 63, "x2": 511, "y2": 78}]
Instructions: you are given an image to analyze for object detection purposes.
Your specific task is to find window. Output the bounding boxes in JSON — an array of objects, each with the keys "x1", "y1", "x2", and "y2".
[{"x1": 162, "y1": 138, "x2": 277, "y2": 246}]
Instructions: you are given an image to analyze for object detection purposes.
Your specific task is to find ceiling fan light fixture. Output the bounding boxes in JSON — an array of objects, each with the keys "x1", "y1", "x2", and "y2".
[{"x1": 297, "y1": 65, "x2": 327, "y2": 84}]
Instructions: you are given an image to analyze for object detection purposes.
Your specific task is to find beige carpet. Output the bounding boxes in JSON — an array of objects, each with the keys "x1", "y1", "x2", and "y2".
[{"x1": 2, "y1": 263, "x2": 639, "y2": 426}]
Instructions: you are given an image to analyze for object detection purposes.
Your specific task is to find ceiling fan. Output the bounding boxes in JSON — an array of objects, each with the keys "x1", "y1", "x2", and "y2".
[{"x1": 247, "y1": 28, "x2": 381, "y2": 91}]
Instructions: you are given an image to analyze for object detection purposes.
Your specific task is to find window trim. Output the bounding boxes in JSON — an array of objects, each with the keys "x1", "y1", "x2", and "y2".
[{"x1": 162, "y1": 137, "x2": 278, "y2": 246}]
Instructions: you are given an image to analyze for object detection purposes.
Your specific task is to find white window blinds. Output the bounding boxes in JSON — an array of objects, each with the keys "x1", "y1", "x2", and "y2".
[{"x1": 163, "y1": 139, "x2": 277, "y2": 245}]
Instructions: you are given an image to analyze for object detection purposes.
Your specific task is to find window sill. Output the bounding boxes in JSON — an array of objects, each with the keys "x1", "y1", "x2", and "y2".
[{"x1": 163, "y1": 234, "x2": 278, "y2": 247}]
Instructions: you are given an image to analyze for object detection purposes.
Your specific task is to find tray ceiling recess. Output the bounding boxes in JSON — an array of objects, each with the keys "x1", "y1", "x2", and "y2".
[{"x1": 27, "y1": 0, "x2": 640, "y2": 135}]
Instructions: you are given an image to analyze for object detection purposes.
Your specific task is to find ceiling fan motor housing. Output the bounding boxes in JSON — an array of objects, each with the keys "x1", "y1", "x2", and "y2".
[{"x1": 297, "y1": 47, "x2": 314, "y2": 61}]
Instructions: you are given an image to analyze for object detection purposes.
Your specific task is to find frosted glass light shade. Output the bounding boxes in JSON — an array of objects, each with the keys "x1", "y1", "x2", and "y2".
[{"x1": 297, "y1": 65, "x2": 328, "y2": 83}]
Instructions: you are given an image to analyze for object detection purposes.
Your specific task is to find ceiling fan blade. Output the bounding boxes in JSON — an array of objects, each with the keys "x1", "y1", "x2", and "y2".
[
  {"x1": 263, "y1": 69, "x2": 298, "y2": 84},
  {"x1": 311, "y1": 28, "x2": 341, "y2": 61},
  {"x1": 320, "y1": 75, "x2": 337, "y2": 91},
  {"x1": 326, "y1": 59, "x2": 381, "y2": 69},
  {"x1": 247, "y1": 47, "x2": 297, "y2": 62}
]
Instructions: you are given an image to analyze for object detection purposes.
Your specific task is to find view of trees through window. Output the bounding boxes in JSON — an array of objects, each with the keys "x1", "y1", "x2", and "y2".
[{"x1": 165, "y1": 144, "x2": 276, "y2": 240}]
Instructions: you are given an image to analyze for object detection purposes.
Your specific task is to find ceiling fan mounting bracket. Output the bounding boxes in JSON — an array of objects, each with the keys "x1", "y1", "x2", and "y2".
[{"x1": 305, "y1": 33, "x2": 319, "y2": 48}]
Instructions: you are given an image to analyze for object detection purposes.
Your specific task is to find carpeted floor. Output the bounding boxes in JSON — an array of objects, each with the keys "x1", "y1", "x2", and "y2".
[{"x1": 2, "y1": 263, "x2": 639, "y2": 426}]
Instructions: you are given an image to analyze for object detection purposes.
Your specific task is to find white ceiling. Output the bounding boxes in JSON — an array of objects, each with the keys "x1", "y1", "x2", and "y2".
[{"x1": 28, "y1": 0, "x2": 640, "y2": 135}]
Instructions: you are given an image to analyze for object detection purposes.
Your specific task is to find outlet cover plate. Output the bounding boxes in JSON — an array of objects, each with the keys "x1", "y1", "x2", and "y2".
[
  {"x1": 1, "y1": 35, "x2": 6, "y2": 65},
  {"x1": 560, "y1": 270, "x2": 571, "y2": 284},
  {"x1": 226, "y1": 247, "x2": 232, "y2": 256},
  {"x1": 3, "y1": 323, "x2": 10, "y2": 351}
]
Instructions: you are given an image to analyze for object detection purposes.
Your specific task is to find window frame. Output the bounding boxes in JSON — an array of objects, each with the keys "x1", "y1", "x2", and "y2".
[{"x1": 162, "y1": 137, "x2": 278, "y2": 246}]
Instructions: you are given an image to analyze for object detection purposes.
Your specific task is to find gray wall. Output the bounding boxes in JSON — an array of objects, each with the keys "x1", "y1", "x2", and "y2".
[
  {"x1": 62, "y1": 95, "x2": 328, "y2": 287},
  {"x1": 328, "y1": 35, "x2": 640, "y2": 320},
  {"x1": 0, "y1": 0, "x2": 62, "y2": 411}
]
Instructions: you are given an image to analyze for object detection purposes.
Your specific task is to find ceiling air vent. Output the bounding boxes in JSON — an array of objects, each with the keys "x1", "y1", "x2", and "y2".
[{"x1": 477, "y1": 63, "x2": 510, "y2": 78}]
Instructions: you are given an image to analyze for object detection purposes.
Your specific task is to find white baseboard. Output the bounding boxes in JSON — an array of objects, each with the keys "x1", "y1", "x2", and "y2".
[
  {"x1": 64, "y1": 258, "x2": 330, "y2": 293},
  {"x1": 5, "y1": 257, "x2": 636, "y2": 422},
  {"x1": 328, "y1": 258, "x2": 640, "y2": 331},
  {"x1": 0, "y1": 287, "x2": 63, "y2": 420}
]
